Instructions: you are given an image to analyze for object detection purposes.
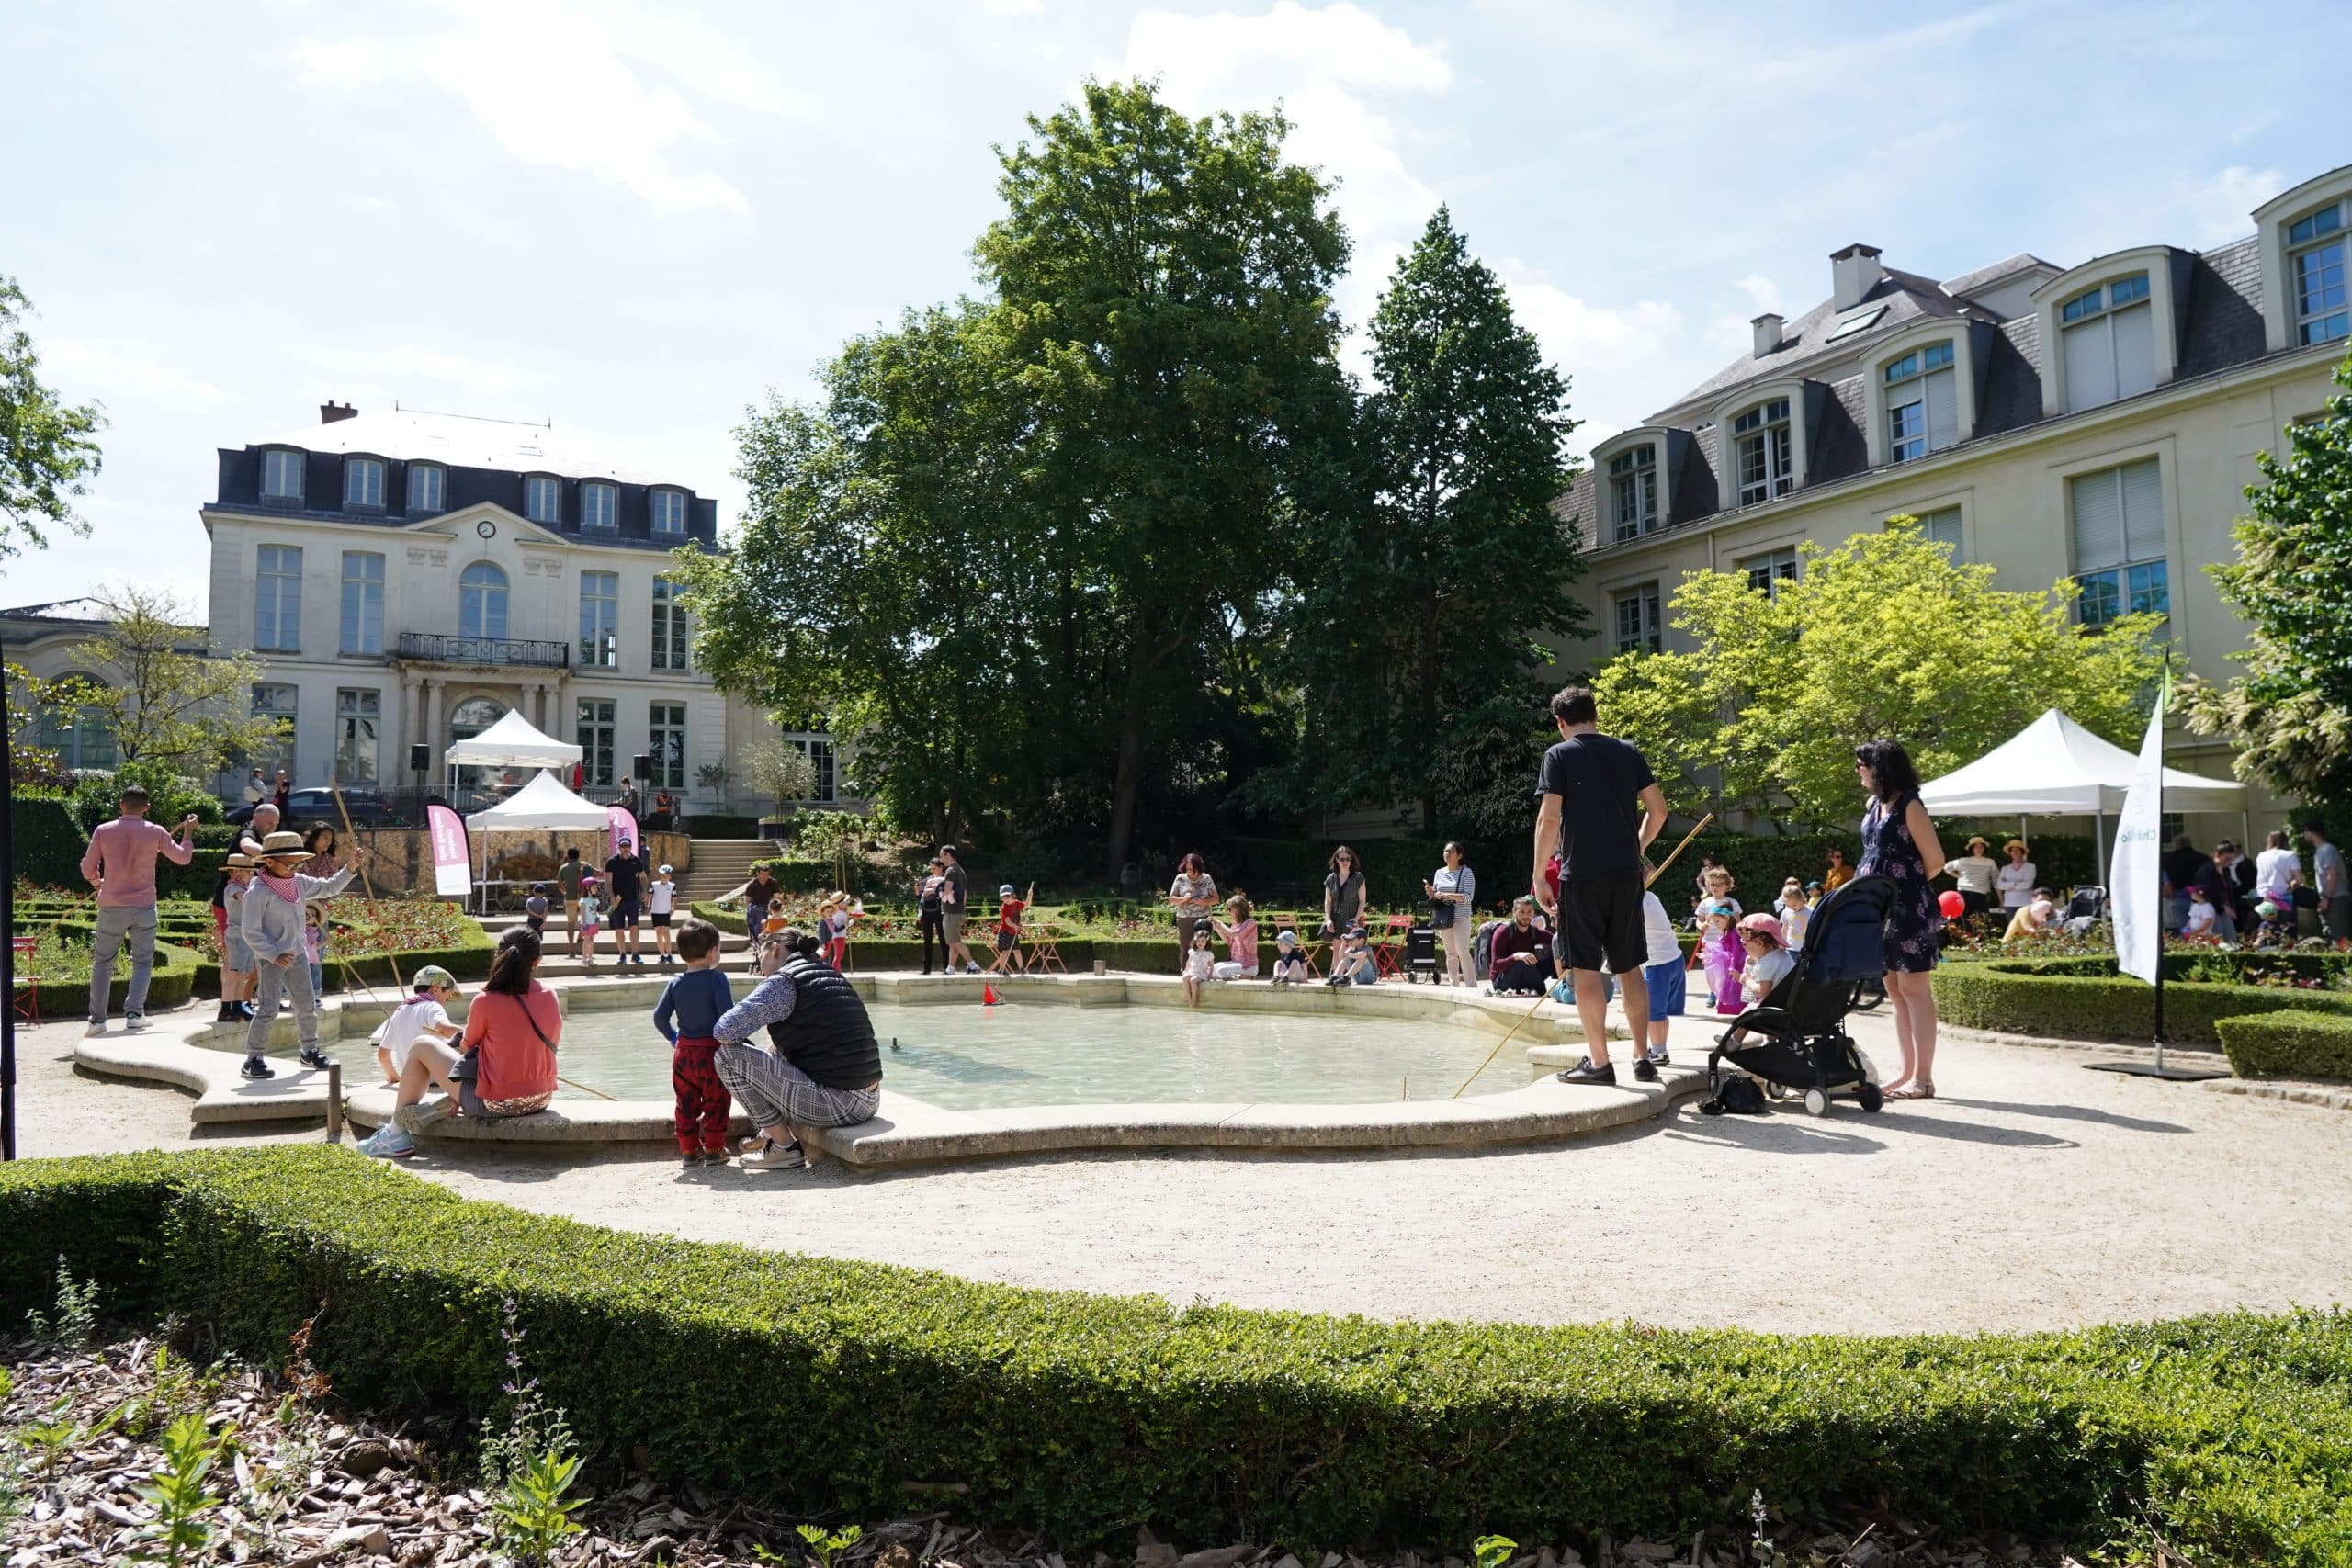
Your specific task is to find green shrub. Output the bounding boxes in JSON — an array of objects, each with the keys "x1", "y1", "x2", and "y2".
[
  {"x1": 1931, "y1": 961, "x2": 2352, "y2": 1043},
  {"x1": 15, "y1": 939, "x2": 201, "y2": 1017},
  {"x1": 10, "y1": 795, "x2": 87, "y2": 886},
  {"x1": 2216, "y1": 1010, "x2": 2352, "y2": 1081},
  {"x1": 1, "y1": 1149, "x2": 2350, "y2": 1562},
  {"x1": 66, "y1": 764, "x2": 223, "y2": 834},
  {"x1": 685, "y1": 814, "x2": 763, "y2": 839}
]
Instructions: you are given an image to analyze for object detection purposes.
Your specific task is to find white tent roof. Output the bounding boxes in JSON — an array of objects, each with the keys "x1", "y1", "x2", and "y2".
[
  {"x1": 1918, "y1": 708, "x2": 2245, "y2": 815},
  {"x1": 444, "y1": 710, "x2": 582, "y2": 770},
  {"x1": 465, "y1": 769, "x2": 609, "y2": 831}
]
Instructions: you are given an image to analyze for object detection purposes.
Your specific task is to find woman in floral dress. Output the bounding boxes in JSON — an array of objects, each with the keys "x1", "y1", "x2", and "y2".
[{"x1": 1855, "y1": 739, "x2": 1947, "y2": 1100}]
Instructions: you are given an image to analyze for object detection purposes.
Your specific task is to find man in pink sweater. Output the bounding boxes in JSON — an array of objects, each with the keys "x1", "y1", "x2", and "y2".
[{"x1": 78, "y1": 784, "x2": 199, "y2": 1034}]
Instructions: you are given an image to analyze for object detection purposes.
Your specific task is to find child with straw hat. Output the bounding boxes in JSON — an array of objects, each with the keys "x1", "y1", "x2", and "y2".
[{"x1": 237, "y1": 830, "x2": 367, "y2": 1079}]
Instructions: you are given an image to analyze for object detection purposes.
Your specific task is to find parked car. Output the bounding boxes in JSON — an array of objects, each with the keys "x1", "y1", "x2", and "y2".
[{"x1": 226, "y1": 787, "x2": 404, "y2": 829}]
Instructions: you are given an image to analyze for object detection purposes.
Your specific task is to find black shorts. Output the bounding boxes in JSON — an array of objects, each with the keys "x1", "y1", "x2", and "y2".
[
  {"x1": 650, "y1": 911, "x2": 673, "y2": 928},
  {"x1": 1555, "y1": 872, "x2": 1646, "y2": 975},
  {"x1": 612, "y1": 897, "x2": 641, "y2": 929},
  {"x1": 995, "y1": 929, "x2": 1018, "y2": 952}
]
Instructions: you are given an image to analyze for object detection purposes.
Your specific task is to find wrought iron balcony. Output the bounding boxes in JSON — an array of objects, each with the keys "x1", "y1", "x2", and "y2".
[{"x1": 395, "y1": 632, "x2": 571, "y2": 670}]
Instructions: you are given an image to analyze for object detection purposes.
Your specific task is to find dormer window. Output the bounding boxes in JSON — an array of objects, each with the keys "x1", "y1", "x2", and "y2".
[
  {"x1": 1732, "y1": 399, "x2": 1793, "y2": 504},
  {"x1": 407, "y1": 462, "x2": 445, "y2": 514},
  {"x1": 2057, "y1": 272, "x2": 2155, "y2": 411},
  {"x1": 582, "y1": 480, "x2": 617, "y2": 531},
  {"x1": 2288, "y1": 198, "x2": 2348, "y2": 345},
  {"x1": 343, "y1": 456, "x2": 385, "y2": 509},
  {"x1": 1883, "y1": 342, "x2": 1957, "y2": 463},
  {"x1": 261, "y1": 448, "x2": 305, "y2": 502},
  {"x1": 650, "y1": 489, "x2": 686, "y2": 538},
  {"x1": 524, "y1": 475, "x2": 562, "y2": 525},
  {"x1": 1607, "y1": 446, "x2": 1658, "y2": 542}
]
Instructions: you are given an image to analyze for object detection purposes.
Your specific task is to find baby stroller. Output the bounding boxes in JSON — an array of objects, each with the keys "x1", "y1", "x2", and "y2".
[
  {"x1": 1706, "y1": 874, "x2": 1896, "y2": 1117},
  {"x1": 2060, "y1": 885, "x2": 2106, "y2": 938}
]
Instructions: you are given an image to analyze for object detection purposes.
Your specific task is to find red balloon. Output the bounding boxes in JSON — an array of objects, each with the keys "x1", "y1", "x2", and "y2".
[{"x1": 1938, "y1": 890, "x2": 1967, "y2": 919}]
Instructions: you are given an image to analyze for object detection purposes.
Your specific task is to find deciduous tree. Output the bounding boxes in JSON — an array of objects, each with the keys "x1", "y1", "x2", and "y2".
[
  {"x1": 0, "y1": 276, "x2": 105, "y2": 559},
  {"x1": 55, "y1": 587, "x2": 283, "y2": 777}
]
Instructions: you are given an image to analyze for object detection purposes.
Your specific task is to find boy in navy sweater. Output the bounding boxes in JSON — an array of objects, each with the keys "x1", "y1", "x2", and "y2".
[{"x1": 653, "y1": 919, "x2": 737, "y2": 1165}]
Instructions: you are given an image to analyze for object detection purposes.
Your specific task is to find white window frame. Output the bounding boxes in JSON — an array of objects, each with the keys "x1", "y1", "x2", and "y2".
[
  {"x1": 1607, "y1": 445, "x2": 1659, "y2": 542},
  {"x1": 1731, "y1": 399, "x2": 1793, "y2": 505},
  {"x1": 251, "y1": 682, "x2": 298, "y2": 776},
  {"x1": 334, "y1": 688, "x2": 381, "y2": 784},
  {"x1": 576, "y1": 698, "x2": 616, "y2": 788},
  {"x1": 255, "y1": 545, "x2": 303, "y2": 652},
  {"x1": 2288, "y1": 198, "x2": 2349, "y2": 347},
  {"x1": 261, "y1": 448, "x2": 305, "y2": 502},
  {"x1": 650, "y1": 489, "x2": 687, "y2": 537},
  {"x1": 2256, "y1": 169, "x2": 2352, "y2": 352},
  {"x1": 650, "y1": 576, "x2": 689, "y2": 671},
  {"x1": 343, "y1": 456, "x2": 385, "y2": 509},
  {"x1": 1738, "y1": 545, "x2": 1799, "y2": 600},
  {"x1": 1611, "y1": 581, "x2": 1662, "y2": 656},
  {"x1": 524, "y1": 474, "x2": 563, "y2": 525},
  {"x1": 39, "y1": 670, "x2": 117, "y2": 769},
  {"x1": 786, "y1": 736, "x2": 837, "y2": 803},
  {"x1": 2068, "y1": 457, "x2": 2169, "y2": 627},
  {"x1": 2031, "y1": 249, "x2": 2180, "y2": 416},
  {"x1": 1914, "y1": 505, "x2": 1963, "y2": 560},
  {"x1": 339, "y1": 550, "x2": 385, "y2": 656},
  {"x1": 648, "y1": 702, "x2": 687, "y2": 789},
  {"x1": 407, "y1": 462, "x2": 445, "y2": 514},
  {"x1": 582, "y1": 480, "x2": 618, "y2": 531},
  {"x1": 1883, "y1": 341, "x2": 1956, "y2": 463},
  {"x1": 579, "y1": 570, "x2": 619, "y2": 668},
  {"x1": 458, "y1": 562, "x2": 509, "y2": 642}
]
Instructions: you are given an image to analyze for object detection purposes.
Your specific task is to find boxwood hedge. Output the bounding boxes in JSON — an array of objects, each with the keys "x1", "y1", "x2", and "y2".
[
  {"x1": 3, "y1": 1148, "x2": 2349, "y2": 1561},
  {"x1": 1931, "y1": 960, "x2": 2352, "y2": 1044},
  {"x1": 2215, "y1": 1010, "x2": 2352, "y2": 1082},
  {"x1": 16, "y1": 938, "x2": 202, "y2": 1016}
]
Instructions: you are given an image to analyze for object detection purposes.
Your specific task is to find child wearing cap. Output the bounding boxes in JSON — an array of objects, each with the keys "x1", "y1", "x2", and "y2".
[
  {"x1": 1270, "y1": 929, "x2": 1308, "y2": 985},
  {"x1": 987, "y1": 885, "x2": 1025, "y2": 976},
  {"x1": 1327, "y1": 925, "x2": 1378, "y2": 987},
  {"x1": 374, "y1": 967, "x2": 463, "y2": 1088},
  {"x1": 648, "y1": 864, "x2": 678, "y2": 966},
  {"x1": 524, "y1": 883, "x2": 550, "y2": 938},
  {"x1": 576, "y1": 875, "x2": 603, "y2": 966},
  {"x1": 356, "y1": 967, "x2": 474, "y2": 1159},
  {"x1": 238, "y1": 830, "x2": 367, "y2": 1079},
  {"x1": 1715, "y1": 913, "x2": 1794, "y2": 1048}
]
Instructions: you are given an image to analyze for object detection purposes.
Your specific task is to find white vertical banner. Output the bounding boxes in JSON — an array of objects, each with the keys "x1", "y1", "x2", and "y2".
[{"x1": 2109, "y1": 672, "x2": 2170, "y2": 986}]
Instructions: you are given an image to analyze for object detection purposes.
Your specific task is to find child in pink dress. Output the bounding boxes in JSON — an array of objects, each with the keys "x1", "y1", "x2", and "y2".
[{"x1": 1697, "y1": 898, "x2": 1746, "y2": 1014}]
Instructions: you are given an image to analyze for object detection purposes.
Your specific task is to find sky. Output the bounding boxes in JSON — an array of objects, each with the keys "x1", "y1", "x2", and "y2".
[{"x1": 4, "y1": 0, "x2": 2346, "y2": 616}]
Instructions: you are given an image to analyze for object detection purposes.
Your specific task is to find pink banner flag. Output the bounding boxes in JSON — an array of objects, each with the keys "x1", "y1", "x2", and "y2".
[
  {"x1": 606, "y1": 804, "x2": 640, "y2": 857},
  {"x1": 425, "y1": 804, "x2": 472, "y2": 897}
]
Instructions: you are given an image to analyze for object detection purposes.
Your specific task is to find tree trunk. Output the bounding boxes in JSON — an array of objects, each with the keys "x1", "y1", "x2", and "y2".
[
  {"x1": 1102, "y1": 656, "x2": 1150, "y2": 879},
  {"x1": 1416, "y1": 585, "x2": 1442, "y2": 836}
]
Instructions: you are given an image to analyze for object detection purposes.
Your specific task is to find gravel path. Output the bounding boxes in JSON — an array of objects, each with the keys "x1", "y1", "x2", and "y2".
[{"x1": 16, "y1": 1007, "x2": 2352, "y2": 1335}]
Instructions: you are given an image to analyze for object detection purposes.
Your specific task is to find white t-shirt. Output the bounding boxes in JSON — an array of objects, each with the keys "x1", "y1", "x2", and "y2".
[
  {"x1": 1996, "y1": 861, "x2": 2037, "y2": 908},
  {"x1": 1741, "y1": 945, "x2": 1795, "y2": 1005},
  {"x1": 378, "y1": 997, "x2": 450, "y2": 1075},
  {"x1": 648, "y1": 880, "x2": 676, "y2": 915},
  {"x1": 2254, "y1": 848, "x2": 2299, "y2": 903},
  {"x1": 1781, "y1": 904, "x2": 1812, "y2": 950},
  {"x1": 2182, "y1": 899, "x2": 2216, "y2": 935},
  {"x1": 1949, "y1": 854, "x2": 1998, "y2": 895}
]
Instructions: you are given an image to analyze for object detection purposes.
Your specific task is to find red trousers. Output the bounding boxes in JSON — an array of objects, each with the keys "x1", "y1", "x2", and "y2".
[{"x1": 672, "y1": 1035, "x2": 729, "y2": 1153}]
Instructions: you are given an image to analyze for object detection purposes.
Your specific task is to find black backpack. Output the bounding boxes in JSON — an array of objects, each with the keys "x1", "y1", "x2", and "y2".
[{"x1": 1700, "y1": 1077, "x2": 1766, "y2": 1116}]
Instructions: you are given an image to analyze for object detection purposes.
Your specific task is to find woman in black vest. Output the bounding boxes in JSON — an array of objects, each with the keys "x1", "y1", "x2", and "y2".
[{"x1": 713, "y1": 927, "x2": 883, "y2": 1169}]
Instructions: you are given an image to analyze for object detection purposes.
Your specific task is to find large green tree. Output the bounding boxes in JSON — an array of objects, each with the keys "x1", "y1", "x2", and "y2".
[
  {"x1": 2181, "y1": 355, "x2": 2352, "y2": 807},
  {"x1": 1596, "y1": 522, "x2": 2169, "y2": 826},
  {"x1": 1, "y1": 276, "x2": 105, "y2": 559},
  {"x1": 1264, "y1": 207, "x2": 1581, "y2": 829},
  {"x1": 976, "y1": 78, "x2": 1355, "y2": 874},
  {"x1": 53, "y1": 586, "x2": 284, "y2": 776}
]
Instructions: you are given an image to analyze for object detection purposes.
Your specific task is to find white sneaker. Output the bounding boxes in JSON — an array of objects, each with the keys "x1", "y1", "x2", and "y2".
[
  {"x1": 124, "y1": 1011, "x2": 149, "y2": 1032},
  {"x1": 738, "y1": 1137, "x2": 805, "y2": 1170},
  {"x1": 85, "y1": 1019, "x2": 107, "y2": 1037}
]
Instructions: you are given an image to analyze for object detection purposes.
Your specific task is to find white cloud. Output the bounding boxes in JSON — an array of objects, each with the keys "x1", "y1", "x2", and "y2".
[
  {"x1": 299, "y1": 343, "x2": 550, "y2": 406},
  {"x1": 1732, "y1": 274, "x2": 1785, "y2": 314},
  {"x1": 983, "y1": 0, "x2": 1043, "y2": 14},
  {"x1": 296, "y1": 0, "x2": 817, "y2": 216},
  {"x1": 40, "y1": 340, "x2": 226, "y2": 412},
  {"x1": 2184, "y1": 164, "x2": 2286, "y2": 244}
]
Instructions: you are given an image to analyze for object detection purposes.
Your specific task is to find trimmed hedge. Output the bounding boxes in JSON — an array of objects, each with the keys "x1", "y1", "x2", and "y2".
[
  {"x1": 1931, "y1": 960, "x2": 2352, "y2": 1044},
  {"x1": 3, "y1": 1149, "x2": 2351, "y2": 1561},
  {"x1": 16, "y1": 938, "x2": 201, "y2": 1016},
  {"x1": 10, "y1": 795, "x2": 87, "y2": 886},
  {"x1": 2216, "y1": 1010, "x2": 2352, "y2": 1082}
]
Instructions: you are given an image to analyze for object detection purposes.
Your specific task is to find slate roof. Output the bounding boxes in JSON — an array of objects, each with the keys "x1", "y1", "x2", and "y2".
[
  {"x1": 1977, "y1": 315, "x2": 2046, "y2": 437},
  {"x1": 2177, "y1": 236, "x2": 2267, "y2": 378},
  {"x1": 1668, "y1": 267, "x2": 1964, "y2": 412},
  {"x1": 1941, "y1": 252, "x2": 2056, "y2": 299}
]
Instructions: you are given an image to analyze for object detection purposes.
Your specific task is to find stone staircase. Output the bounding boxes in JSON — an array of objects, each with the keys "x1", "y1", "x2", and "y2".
[{"x1": 677, "y1": 839, "x2": 769, "y2": 904}]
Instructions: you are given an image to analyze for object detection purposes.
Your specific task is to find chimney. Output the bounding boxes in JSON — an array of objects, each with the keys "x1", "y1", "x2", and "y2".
[
  {"x1": 320, "y1": 400, "x2": 358, "y2": 424},
  {"x1": 1751, "y1": 312, "x2": 1784, "y2": 359},
  {"x1": 1830, "y1": 243, "x2": 1883, "y2": 312}
]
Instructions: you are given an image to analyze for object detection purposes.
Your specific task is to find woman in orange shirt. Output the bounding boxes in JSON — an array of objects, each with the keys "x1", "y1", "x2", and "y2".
[{"x1": 459, "y1": 927, "x2": 561, "y2": 1117}]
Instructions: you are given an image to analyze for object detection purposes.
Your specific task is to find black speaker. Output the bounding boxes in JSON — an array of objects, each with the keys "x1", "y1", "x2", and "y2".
[
  {"x1": 632, "y1": 752, "x2": 653, "y2": 783},
  {"x1": 409, "y1": 743, "x2": 431, "y2": 773}
]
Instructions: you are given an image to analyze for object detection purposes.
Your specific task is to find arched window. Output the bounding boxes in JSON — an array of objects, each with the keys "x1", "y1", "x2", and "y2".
[
  {"x1": 446, "y1": 696, "x2": 511, "y2": 795},
  {"x1": 38, "y1": 671, "x2": 118, "y2": 769},
  {"x1": 459, "y1": 562, "x2": 509, "y2": 641}
]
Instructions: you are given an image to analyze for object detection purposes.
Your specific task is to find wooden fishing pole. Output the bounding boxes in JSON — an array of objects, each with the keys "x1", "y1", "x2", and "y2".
[{"x1": 1451, "y1": 812, "x2": 1715, "y2": 1099}]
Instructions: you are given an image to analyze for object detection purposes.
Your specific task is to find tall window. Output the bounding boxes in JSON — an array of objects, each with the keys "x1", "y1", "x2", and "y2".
[
  {"x1": 2289, "y1": 199, "x2": 2349, "y2": 345},
  {"x1": 255, "y1": 545, "x2": 303, "y2": 651},
  {"x1": 251, "y1": 682, "x2": 297, "y2": 776},
  {"x1": 407, "y1": 462, "x2": 445, "y2": 513},
  {"x1": 458, "y1": 562, "x2": 509, "y2": 641},
  {"x1": 576, "y1": 699, "x2": 616, "y2": 787},
  {"x1": 650, "y1": 489, "x2": 686, "y2": 537},
  {"x1": 261, "y1": 448, "x2": 305, "y2": 501},
  {"x1": 339, "y1": 551, "x2": 384, "y2": 655},
  {"x1": 791, "y1": 738, "x2": 837, "y2": 803},
  {"x1": 1912, "y1": 505, "x2": 1963, "y2": 561},
  {"x1": 650, "y1": 577, "x2": 689, "y2": 670},
  {"x1": 343, "y1": 456, "x2": 385, "y2": 508},
  {"x1": 1740, "y1": 546, "x2": 1799, "y2": 600},
  {"x1": 37, "y1": 671, "x2": 116, "y2": 769},
  {"x1": 524, "y1": 475, "x2": 561, "y2": 524},
  {"x1": 334, "y1": 688, "x2": 380, "y2": 783},
  {"x1": 1612, "y1": 582, "x2": 1662, "y2": 656},
  {"x1": 1608, "y1": 445, "x2": 1658, "y2": 542},
  {"x1": 2070, "y1": 457, "x2": 2167, "y2": 626},
  {"x1": 1733, "y1": 399, "x2": 1793, "y2": 504},
  {"x1": 579, "y1": 571, "x2": 618, "y2": 667},
  {"x1": 649, "y1": 702, "x2": 686, "y2": 788},
  {"x1": 2060, "y1": 273, "x2": 2155, "y2": 412},
  {"x1": 1884, "y1": 341, "x2": 1958, "y2": 462},
  {"x1": 582, "y1": 480, "x2": 617, "y2": 531}
]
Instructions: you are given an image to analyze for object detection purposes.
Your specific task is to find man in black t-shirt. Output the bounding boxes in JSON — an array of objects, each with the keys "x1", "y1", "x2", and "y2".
[
  {"x1": 605, "y1": 840, "x2": 647, "y2": 964},
  {"x1": 1532, "y1": 684, "x2": 1668, "y2": 1087}
]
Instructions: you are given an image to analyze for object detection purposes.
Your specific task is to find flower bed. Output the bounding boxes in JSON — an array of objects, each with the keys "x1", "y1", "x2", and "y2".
[
  {"x1": 10, "y1": 938, "x2": 202, "y2": 1017},
  {"x1": 3, "y1": 1149, "x2": 2350, "y2": 1561}
]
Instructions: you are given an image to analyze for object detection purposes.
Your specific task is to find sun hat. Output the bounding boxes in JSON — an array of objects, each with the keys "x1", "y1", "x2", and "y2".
[
  {"x1": 1276, "y1": 930, "x2": 1299, "y2": 947},
  {"x1": 1737, "y1": 912, "x2": 1785, "y2": 945},
  {"x1": 1966, "y1": 835, "x2": 1991, "y2": 852},
  {"x1": 259, "y1": 830, "x2": 307, "y2": 857},
  {"x1": 2004, "y1": 839, "x2": 2030, "y2": 855},
  {"x1": 225, "y1": 852, "x2": 254, "y2": 869},
  {"x1": 413, "y1": 965, "x2": 458, "y2": 992}
]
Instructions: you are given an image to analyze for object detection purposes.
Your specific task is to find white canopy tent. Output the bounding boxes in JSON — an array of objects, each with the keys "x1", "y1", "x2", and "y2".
[
  {"x1": 443, "y1": 709, "x2": 582, "y2": 772},
  {"x1": 1918, "y1": 708, "x2": 2245, "y2": 878},
  {"x1": 461, "y1": 770, "x2": 614, "y2": 910}
]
